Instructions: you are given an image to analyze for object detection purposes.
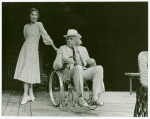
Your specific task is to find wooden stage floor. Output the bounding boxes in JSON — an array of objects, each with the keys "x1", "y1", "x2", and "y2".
[{"x1": 2, "y1": 90, "x2": 136, "y2": 117}]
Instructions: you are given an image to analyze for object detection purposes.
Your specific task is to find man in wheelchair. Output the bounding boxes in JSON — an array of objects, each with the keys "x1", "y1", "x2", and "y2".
[{"x1": 53, "y1": 29, "x2": 105, "y2": 107}]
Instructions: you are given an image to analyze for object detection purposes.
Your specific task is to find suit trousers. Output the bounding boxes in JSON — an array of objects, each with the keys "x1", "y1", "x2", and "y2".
[{"x1": 70, "y1": 65, "x2": 105, "y2": 100}]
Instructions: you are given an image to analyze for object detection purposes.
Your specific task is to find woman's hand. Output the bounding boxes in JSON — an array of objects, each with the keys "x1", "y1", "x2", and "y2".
[
  {"x1": 51, "y1": 43, "x2": 58, "y2": 51},
  {"x1": 54, "y1": 47, "x2": 58, "y2": 51}
]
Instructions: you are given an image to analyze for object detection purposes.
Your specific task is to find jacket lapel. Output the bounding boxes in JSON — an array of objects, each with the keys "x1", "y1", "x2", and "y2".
[
  {"x1": 65, "y1": 45, "x2": 72, "y2": 56},
  {"x1": 77, "y1": 46, "x2": 86, "y2": 66}
]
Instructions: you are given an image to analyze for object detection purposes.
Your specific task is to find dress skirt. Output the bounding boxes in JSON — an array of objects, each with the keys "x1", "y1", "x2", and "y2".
[{"x1": 14, "y1": 45, "x2": 40, "y2": 84}]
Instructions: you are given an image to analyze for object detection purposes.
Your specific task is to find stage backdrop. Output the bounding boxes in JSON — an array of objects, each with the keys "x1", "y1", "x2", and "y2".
[{"x1": 2, "y1": 2, "x2": 148, "y2": 91}]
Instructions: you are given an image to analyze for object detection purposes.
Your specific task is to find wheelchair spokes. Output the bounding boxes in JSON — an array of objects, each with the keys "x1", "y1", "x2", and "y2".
[
  {"x1": 60, "y1": 94, "x2": 70, "y2": 111},
  {"x1": 60, "y1": 84, "x2": 75, "y2": 111},
  {"x1": 52, "y1": 92, "x2": 61, "y2": 106}
]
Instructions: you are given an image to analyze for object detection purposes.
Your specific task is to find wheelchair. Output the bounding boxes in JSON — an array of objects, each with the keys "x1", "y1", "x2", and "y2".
[{"x1": 49, "y1": 63, "x2": 98, "y2": 111}]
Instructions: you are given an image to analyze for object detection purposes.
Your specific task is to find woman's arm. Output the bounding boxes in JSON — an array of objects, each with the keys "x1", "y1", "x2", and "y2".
[
  {"x1": 51, "y1": 43, "x2": 58, "y2": 51},
  {"x1": 23, "y1": 25, "x2": 27, "y2": 39},
  {"x1": 38, "y1": 22, "x2": 58, "y2": 51},
  {"x1": 53, "y1": 47, "x2": 63, "y2": 70}
]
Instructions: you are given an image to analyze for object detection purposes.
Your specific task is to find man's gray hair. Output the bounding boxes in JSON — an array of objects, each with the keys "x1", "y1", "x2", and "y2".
[{"x1": 75, "y1": 37, "x2": 82, "y2": 46}]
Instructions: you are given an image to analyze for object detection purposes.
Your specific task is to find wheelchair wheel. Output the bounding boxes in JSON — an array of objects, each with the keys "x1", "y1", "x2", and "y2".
[{"x1": 49, "y1": 71, "x2": 65, "y2": 107}]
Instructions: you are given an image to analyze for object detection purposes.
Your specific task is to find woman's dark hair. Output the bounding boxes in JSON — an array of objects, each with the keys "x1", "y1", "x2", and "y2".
[{"x1": 28, "y1": 8, "x2": 40, "y2": 20}]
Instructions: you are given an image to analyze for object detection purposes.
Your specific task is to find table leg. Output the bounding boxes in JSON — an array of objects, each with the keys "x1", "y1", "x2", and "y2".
[{"x1": 130, "y1": 77, "x2": 132, "y2": 95}]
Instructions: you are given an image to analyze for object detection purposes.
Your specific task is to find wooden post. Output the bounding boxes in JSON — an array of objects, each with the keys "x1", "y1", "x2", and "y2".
[{"x1": 130, "y1": 77, "x2": 132, "y2": 95}]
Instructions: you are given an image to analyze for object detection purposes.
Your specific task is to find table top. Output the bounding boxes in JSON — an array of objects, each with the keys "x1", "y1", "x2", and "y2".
[{"x1": 125, "y1": 73, "x2": 140, "y2": 76}]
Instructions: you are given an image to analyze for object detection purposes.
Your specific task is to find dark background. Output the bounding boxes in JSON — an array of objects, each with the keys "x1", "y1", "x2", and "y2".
[{"x1": 2, "y1": 2, "x2": 148, "y2": 91}]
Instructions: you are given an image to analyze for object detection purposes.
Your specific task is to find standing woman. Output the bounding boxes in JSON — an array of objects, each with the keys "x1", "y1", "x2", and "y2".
[{"x1": 14, "y1": 8, "x2": 58, "y2": 104}]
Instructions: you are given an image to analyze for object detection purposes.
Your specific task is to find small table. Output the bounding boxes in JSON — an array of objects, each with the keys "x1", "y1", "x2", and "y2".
[{"x1": 125, "y1": 73, "x2": 140, "y2": 95}]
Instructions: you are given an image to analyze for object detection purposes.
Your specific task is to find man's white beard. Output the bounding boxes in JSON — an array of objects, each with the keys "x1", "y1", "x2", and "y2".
[{"x1": 67, "y1": 43, "x2": 76, "y2": 48}]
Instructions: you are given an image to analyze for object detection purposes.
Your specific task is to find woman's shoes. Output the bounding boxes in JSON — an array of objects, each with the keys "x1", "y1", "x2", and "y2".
[
  {"x1": 21, "y1": 95, "x2": 29, "y2": 105},
  {"x1": 21, "y1": 93, "x2": 35, "y2": 104},
  {"x1": 28, "y1": 95, "x2": 35, "y2": 102},
  {"x1": 93, "y1": 99, "x2": 104, "y2": 106},
  {"x1": 21, "y1": 95, "x2": 35, "y2": 104},
  {"x1": 29, "y1": 91, "x2": 35, "y2": 102}
]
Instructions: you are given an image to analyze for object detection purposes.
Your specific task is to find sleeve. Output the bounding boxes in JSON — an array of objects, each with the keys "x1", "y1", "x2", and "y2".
[
  {"x1": 53, "y1": 47, "x2": 63, "y2": 70},
  {"x1": 38, "y1": 22, "x2": 53, "y2": 45},
  {"x1": 23, "y1": 25, "x2": 27, "y2": 39}
]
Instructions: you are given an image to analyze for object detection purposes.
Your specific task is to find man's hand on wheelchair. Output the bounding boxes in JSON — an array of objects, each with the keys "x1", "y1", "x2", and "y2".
[{"x1": 63, "y1": 63, "x2": 70, "y2": 69}]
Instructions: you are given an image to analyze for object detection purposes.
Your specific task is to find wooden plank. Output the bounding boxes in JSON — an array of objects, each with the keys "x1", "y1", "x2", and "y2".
[
  {"x1": 31, "y1": 91, "x2": 77, "y2": 116},
  {"x1": 31, "y1": 91, "x2": 53, "y2": 116},
  {"x1": 2, "y1": 90, "x2": 13, "y2": 103},
  {"x1": 30, "y1": 91, "x2": 135, "y2": 117},
  {"x1": 31, "y1": 103, "x2": 80, "y2": 116},
  {"x1": 8, "y1": 91, "x2": 22, "y2": 116},
  {"x1": 3, "y1": 91, "x2": 21, "y2": 116},
  {"x1": 18, "y1": 94, "x2": 31, "y2": 116},
  {"x1": 2, "y1": 90, "x2": 13, "y2": 115},
  {"x1": 91, "y1": 111, "x2": 134, "y2": 117},
  {"x1": 3, "y1": 91, "x2": 16, "y2": 116},
  {"x1": 2, "y1": 90, "x2": 136, "y2": 117}
]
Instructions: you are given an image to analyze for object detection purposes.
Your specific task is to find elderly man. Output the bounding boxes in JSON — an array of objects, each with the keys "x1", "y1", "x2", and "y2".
[{"x1": 53, "y1": 29, "x2": 105, "y2": 107}]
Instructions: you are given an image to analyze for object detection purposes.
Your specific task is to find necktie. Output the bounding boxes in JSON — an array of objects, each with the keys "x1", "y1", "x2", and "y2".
[{"x1": 71, "y1": 47, "x2": 77, "y2": 66}]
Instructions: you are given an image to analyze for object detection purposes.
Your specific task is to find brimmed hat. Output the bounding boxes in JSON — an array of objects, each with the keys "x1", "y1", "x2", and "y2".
[{"x1": 63, "y1": 29, "x2": 82, "y2": 38}]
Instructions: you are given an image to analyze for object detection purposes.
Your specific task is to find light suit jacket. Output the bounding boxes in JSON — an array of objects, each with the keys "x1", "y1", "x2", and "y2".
[{"x1": 53, "y1": 45, "x2": 90, "y2": 70}]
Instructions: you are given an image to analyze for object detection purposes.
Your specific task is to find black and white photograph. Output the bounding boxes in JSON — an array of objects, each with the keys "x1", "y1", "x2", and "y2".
[{"x1": 1, "y1": 0, "x2": 148, "y2": 117}]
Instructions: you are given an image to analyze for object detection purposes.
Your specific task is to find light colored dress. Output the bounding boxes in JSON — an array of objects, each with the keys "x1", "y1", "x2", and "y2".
[{"x1": 14, "y1": 22, "x2": 53, "y2": 84}]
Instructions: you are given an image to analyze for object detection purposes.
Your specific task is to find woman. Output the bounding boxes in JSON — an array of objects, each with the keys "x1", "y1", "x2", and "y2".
[{"x1": 14, "y1": 8, "x2": 58, "y2": 104}]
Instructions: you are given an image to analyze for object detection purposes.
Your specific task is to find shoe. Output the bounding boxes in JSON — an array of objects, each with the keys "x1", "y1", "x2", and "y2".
[
  {"x1": 93, "y1": 99, "x2": 104, "y2": 106},
  {"x1": 29, "y1": 95, "x2": 35, "y2": 102},
  {"x1": 29, "y1": 91, "x2": 35, "y2": 102},
  {"x1": 78, "y1": 97, "x2": 89, "y2": 107},
  {"x1": 21, "y1": 95, "x2": 29, "y2": 105}
]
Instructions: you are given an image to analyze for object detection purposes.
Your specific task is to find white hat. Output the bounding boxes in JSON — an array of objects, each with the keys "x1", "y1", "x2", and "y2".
[{"x1": 63, "y1": 29, "x2": 82, "y2": 38}]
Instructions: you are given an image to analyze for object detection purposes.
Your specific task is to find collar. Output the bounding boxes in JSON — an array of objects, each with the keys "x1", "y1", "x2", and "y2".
[{"x1": 66, "y1": 45, "x2": 78, "y2": 51}]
